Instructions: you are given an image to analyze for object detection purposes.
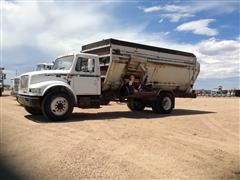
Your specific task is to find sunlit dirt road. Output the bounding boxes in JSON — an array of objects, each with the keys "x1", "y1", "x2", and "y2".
[{"x1": 0, "y1": 92, "x2": 239, "y2": 179}]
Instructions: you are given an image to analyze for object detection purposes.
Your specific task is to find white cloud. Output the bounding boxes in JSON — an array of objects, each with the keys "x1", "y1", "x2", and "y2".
[
  {"x1": 198, "y1": 38, "x2": 239, "y2": 56},
  {"x1": 142, "y1": 2, "x2": 238, "y2": 22},
  {"x1": 195, "y1": 38, "x2": 240, "y2": 78},
  {"x1": 142, "y1": 2, "x2": 238, "y2": 14},
  {"x1": 2, "y1": 1, "x2": 111, "y2": 53},
  {"x1": 158, "y1": 18, "x2": 164, "y2": 23},
  {"x1": 142, "y1": 4, "x2": 190, "y2": 13},
  {"x1": 161, "y1": 13, "x2": 194, "y2": 22},
  {"x1": 143, "y1": 6, "x2": 162, "y2": 13},
  {"x1": 176, "y1": 19, "x2": 218, "y2": 36},
  {"x1": 160, "y1": 5, "x2": 190, "y2": 13},
  {"x1": 190, "y1": 1, "x2": 237, "y2": 14},
  {"x1": 142, "y1": 4, "x2": 193, "y2": 22}
]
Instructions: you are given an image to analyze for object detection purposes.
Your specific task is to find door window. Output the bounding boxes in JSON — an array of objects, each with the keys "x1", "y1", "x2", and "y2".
[{"x1": 75, "y1": 57, "x2": 95, "y2": 72}]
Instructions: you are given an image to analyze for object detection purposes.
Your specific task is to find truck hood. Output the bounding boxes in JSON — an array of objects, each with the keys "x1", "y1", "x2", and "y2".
[{"x1": 21, "y1": 69, "x2": 70, "y2": 76}]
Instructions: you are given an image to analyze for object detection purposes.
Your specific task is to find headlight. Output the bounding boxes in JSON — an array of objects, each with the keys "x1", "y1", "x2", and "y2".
[{"x1": 29, "y1": 88, "x2": 42, "y2": 95}]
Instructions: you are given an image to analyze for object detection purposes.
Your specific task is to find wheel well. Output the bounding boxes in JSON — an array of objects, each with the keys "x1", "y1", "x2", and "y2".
[
  {"x1": 44, "y1": 86, "x2": 76, "y2": 104},
  {"x1": 158, "y1": 90, "x2": 174, "y2": 96}
]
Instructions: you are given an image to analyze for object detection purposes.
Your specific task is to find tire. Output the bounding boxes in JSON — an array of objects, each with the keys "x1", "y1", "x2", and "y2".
[
  {"x1": 24, "y1": 106, "x2": 42, "y2": 115},
  {"x1": 127, "y1": 99, "x2": 145, "y2": 111},
  {"x1": 152, "y1": 92, "x2": 174, "y2": 114},
  {"x1": 0, "y1": 90, "x2": 2, "y2": 96},
  {"x1": 41, "y1": 92, "x2": 74, "y2": 121},
  {"x1": 16, "y1": 96, "x2": 20, "y2": 104}
]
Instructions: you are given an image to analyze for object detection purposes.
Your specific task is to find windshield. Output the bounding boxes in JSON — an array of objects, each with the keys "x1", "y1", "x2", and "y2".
[
  {"x1": 53, "y1": 55, "x2": 74, "y2": 70},
  {"x1": 36, "y1": 65, "x2": 45, "y2": 71},
  {"x1": 36, "y1": 64, "x2": 52, "y2": 71}
]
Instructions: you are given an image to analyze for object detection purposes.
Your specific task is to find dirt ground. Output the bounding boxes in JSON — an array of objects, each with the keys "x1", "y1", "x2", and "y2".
[{"x1": 0, "y1": 91, "x2": 239, "y2": 180}]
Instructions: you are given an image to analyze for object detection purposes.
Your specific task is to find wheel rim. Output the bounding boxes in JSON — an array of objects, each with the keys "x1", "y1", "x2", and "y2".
[
  {"x1": 162, "y1": 97, "x2": 171, "y2": 110},
  {"x1": 50, "y1": 97, "x2": 69, "y2": 116}
]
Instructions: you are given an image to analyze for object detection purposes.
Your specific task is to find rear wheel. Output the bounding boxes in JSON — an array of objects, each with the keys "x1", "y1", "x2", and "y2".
[
  {"x1": 152, "y1": 92, "x2": 174, "y2": 114},
  {"x1": 42, "y1": 92, "x2": 74, "y2": 121},
  {"x1": 24, "y1": 106, "x2": 42, "y2": 115},
  {"x1": 127, "y1": 99, "x2": 145, "y2": 111}
]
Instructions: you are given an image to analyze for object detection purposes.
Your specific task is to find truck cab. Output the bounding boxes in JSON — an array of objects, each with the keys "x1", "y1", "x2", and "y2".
[{"x1": 18, "y1": 53, "x2": 101, "y2": 120}]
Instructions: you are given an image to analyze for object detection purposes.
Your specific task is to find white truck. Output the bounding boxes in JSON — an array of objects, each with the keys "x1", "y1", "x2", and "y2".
[
  {"x1": 11, "y1": 76, "x2": 20, "y2": 97},
  {"x1": 18, "y1": 39, "x2": 200, "y2": 121},
  {"x1": 0, "y1": 67, "x2": 6, "y2": 96}
]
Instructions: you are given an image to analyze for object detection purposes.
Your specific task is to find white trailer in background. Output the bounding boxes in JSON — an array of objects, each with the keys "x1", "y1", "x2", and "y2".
[{"x1": 18, "y1": 39, "x2": 200, "y2": 121}]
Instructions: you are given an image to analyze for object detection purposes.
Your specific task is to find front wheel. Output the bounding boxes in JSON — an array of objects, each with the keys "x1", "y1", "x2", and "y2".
[
  {"x1": 152, "y1": 92, "x2": 174, "y2": 114},
  {"x1": 16, "y1": 96, "x2": 21, "y2": 104},
  {"x1": 24, "y1": 106, "x2": 42, "y2": 115},
  {"x1": 41, "y1": 92, "x2": 74, "y2": 121}
]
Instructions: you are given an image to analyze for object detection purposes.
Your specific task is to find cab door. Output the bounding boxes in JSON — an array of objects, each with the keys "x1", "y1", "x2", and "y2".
[{"x1": 72, "y1": 56, "x2": 100, "y2": 95}]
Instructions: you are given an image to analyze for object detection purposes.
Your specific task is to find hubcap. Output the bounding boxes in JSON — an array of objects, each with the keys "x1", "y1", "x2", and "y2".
[
  {"x1": 162, "y1": 97, "x2": 171, "y2": 110},
  {"x1": 50, "y1": 97, "x2": 69, "y2": 116}
]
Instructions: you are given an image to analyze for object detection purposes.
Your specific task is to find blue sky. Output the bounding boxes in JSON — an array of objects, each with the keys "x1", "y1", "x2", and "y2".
[{"x1": 1, "y1": 0, "x2": 240, "y2": 89}]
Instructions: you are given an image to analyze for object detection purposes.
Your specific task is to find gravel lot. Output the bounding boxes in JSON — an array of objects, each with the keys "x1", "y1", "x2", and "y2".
[{"x1": 0, "y1": 92, "x2": 239, "y2": 179}]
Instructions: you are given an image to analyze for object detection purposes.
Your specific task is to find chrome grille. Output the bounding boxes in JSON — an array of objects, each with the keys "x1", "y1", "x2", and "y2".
[
  {"x1": 13, "y1": 78, "x2": 20, "y2": 92},
  {"x1": 20, "y1": 75, "x2": 29, "y2": 92}
]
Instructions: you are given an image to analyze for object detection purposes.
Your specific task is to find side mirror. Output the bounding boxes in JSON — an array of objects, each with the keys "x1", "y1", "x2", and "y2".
[{"x1": 88, "y1": 59, "x2": 94, "y2": 72}]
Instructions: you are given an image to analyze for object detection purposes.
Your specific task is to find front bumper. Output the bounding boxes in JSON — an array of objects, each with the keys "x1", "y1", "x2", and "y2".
[{"x1": 18, "y1": 95, "x2": 41, "y2": 108}]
